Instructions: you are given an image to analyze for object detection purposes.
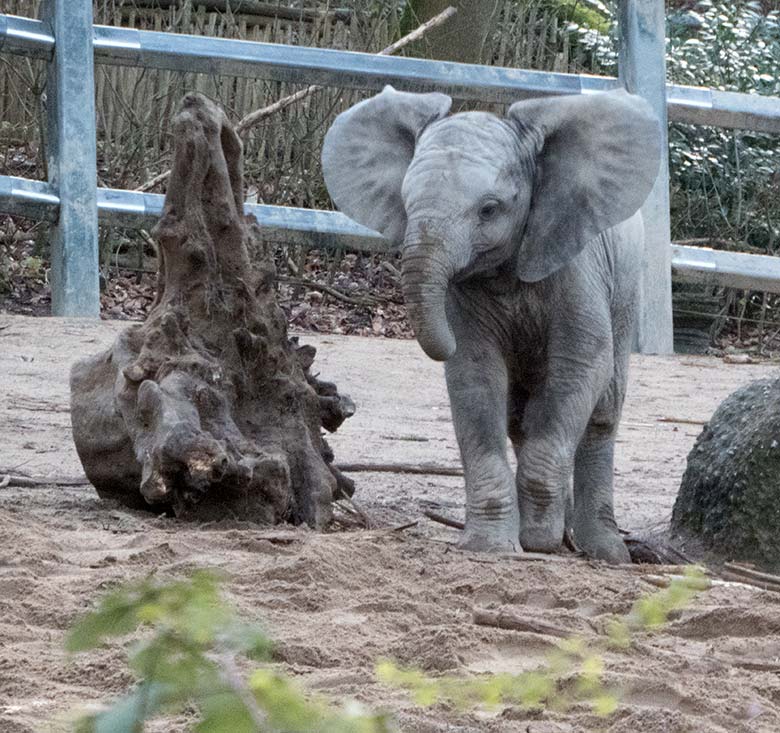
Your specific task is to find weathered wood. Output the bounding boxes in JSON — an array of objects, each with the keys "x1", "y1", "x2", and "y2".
[
  {"x1": 0, "y1": 474, "x2": 90, "y2": 488},
  {"x1": 339, "y1": 463, "x2": 463, "y2": 477},
  {"x1": 472, "y1": 608, "x2": 573, "y2": 638},
  {"x1": 70, "y1": 94, "x2": 354, "y2": 524},
  {"x1": 719, "y1": 570, "x2": 780, "y2": 594},
  {"x1": 722, "y1": 563, "x2": 780, "y2": 590}
]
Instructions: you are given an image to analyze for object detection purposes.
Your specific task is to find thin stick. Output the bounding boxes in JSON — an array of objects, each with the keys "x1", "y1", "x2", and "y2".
[
  {"x1": 424, "y1": 509, "x2": 465, "y2": 530},
  {"x1": 387, "y1": 520, "x2": 419, "y2": 532},
  {"x1": 0, "y1": 474, "x2": 91, "y2": 488},
  {"x1": 235, "y1": 84, "x2": 321, "y2": 136},
  {"x1": 338, "y1": 462, "x2": 463, "y2": 477},
  {"x1": 136, "y1": 6, "x2": 457, "y2": 193},
  {"x1": 137, "y1": 168, "x2": 170, "y2": 193},
  {"x1": 277, "y1": 276, "x2": 380, "y2": 307},
  {"x1": 333, "y1": 495, "x2": 372, "y2": 529},
  {"x1": 657, "y1": 416, "x2": 708, "y2": 426},
  {"x1": 641, "y1": 575, "x2": 672, "y2": 589}
]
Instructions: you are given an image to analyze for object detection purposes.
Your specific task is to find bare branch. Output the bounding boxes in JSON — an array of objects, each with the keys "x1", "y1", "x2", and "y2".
[{"x1": 135, "y1": 6, "x2": 457, "y2": 193}]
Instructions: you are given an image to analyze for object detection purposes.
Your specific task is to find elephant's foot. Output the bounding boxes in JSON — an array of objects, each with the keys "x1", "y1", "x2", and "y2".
[
  {"x1": 573, "y1": 527, "x2": 630, "y2": 564},
  {"x1": 457, "y1": 523, "x2": 520, "y2": 554},
  {"x1": 518, "y1": 520, "x2": 565, "y2": 553},
  {"x1": 519, "y1": 503, "x2": 566, "y2": 553}
]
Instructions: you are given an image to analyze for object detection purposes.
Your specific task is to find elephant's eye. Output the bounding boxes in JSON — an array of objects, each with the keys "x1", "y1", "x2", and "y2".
[{"x1": 478, "y1": 201, "x2": 500, "y2": 221}]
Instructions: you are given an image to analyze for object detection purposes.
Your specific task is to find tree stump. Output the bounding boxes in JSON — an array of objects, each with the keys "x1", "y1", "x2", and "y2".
[
  {"x1": 70, "y1": 94, "x2": 355, "y2": 526},
  {"x1": 671, "y1": 377, "x2": 780, "y2": 570}
]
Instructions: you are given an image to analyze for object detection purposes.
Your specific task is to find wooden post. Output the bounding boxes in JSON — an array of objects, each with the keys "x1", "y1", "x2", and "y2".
[
  {"x1": 618, "y1": 0, "x2": 674, "y2": 354},
  {"x1": 40, "y1": 0, "x2": 100, "y2": 317}
]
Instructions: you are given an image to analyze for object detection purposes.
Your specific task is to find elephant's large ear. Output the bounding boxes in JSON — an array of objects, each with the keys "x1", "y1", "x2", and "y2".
[
  {"x1": 322, "y1": 85, "x2": 452, "y2": 247},
  {"x1": 508, "y1": 89, "x2": 661, "y2": 282}
]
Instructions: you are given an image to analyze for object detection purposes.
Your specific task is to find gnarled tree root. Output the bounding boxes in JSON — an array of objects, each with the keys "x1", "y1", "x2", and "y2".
[{"x1": 70, "y1": 94, "x2": 354, "y2": 526}]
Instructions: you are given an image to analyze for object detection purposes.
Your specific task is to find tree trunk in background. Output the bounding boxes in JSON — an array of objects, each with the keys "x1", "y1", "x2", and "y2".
[
  {"x1": 70, "y1": 94, "x2": 355, "y2": 525},
  {"x1": 403, "y1": 0, "x2": 502, "y2": 65}
]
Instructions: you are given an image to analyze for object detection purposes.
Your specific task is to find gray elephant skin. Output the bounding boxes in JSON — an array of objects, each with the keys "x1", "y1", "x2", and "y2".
[{"x1": 321, "y1": 86, "x2": 661, "y2": 563}]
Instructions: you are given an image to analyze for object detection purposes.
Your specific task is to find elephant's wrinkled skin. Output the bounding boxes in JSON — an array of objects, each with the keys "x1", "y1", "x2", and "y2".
[{"x1": 321, "y1": 87, "x2": 662, "y2": 563}]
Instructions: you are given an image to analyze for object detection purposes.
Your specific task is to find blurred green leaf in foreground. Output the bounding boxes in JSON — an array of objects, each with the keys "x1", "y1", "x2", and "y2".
[
  {"x1": 378, "y1": 568, "x2": 709, "y2": 717},
  {"x1": 66, "y1": 571, "x2": 391, "y2": 733},
  {"x1": 66, "y1": 566, "x2": 708, "y2": 730}
]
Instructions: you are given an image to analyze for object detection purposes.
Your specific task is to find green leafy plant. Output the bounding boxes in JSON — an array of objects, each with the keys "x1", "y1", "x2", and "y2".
[
  {"x1": 377, "y1": 568, "x2": 708, "y2": 718},
  {"x1": 666, "y1": 0, "x2": 780, "y2": 253},
  {"x1": 66, "y1": 566, "x2": 708, "y2": 730},
  {"x1": 66, "y1": 571, "x2": 390, "y2": 733}
]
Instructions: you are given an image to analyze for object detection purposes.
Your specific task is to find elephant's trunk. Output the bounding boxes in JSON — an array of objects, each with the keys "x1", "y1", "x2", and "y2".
[{"x1": 401, "y1": 239, "x2": 456, "y2": 362}]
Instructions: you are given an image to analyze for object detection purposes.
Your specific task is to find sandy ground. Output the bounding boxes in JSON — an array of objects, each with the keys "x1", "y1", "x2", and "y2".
[{"x1": 2, "y1": 313, "x2": 780, "y2": 732}]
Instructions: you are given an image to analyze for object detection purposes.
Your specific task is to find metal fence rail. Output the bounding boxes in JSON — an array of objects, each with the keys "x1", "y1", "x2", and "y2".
[
  {"x1": 7, "y1": 173, "x2": 780, "y2": 293},
  {"x1": 5, "y1": 13, "x2": 780, "y2": 132},
  {"x1": 1, "y1": 1, "x2": 779, "y2": 352}
]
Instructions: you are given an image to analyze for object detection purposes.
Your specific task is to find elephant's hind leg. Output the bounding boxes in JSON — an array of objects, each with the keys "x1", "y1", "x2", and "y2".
[{"x1": 572, "y1": 406, "x2": 630, "y2": 564}]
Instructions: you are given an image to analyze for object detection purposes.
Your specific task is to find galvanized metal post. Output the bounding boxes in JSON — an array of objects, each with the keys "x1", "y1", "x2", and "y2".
[
  {"x1": 618, "y1": 0, "x2": 674, "y2": 354},
  {"x1": 40, "y1": 0, "x2": 100, "y2": 316}
]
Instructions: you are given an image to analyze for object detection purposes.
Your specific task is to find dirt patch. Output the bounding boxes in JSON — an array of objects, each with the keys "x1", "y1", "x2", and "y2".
[{"x1": 2, "y1": 314, "x2": 780, "y2": 732}]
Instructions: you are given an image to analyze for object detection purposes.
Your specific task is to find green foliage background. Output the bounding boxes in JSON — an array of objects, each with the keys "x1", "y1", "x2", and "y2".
[
  {"x1": 666, "y1": 1, "x2": 780, "y2": 252},
  {"x1": 574, "y1": 0, "x2": 780, "y2": 253}
]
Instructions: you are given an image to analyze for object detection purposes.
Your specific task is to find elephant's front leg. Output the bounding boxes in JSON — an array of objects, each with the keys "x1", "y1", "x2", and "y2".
[
  {"x1": 516, "y1": 352, "x2": 612, "y2": 553},
  {"x1": 445, "y1": 341, "x2": 519, "y2": 553}
]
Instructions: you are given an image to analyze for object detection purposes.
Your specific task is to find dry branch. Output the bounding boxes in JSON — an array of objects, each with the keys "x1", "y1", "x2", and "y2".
[
  {"x1": 622, "y1": 532, "x2": 694, "y2": 565},
  {"x1": 136, "y1": 6, "x2": 457, "y2": 192},
  {"x1": 641, "y1": 574, "x2": 674, "y2": 589},
  {"x1": 338, "y1": 462, "x2": 463, "y2": 477},
  {"x1": 720, "y1": 563, "x2": 780, "y2": 592},
  {"x1": 715, "y1": 656, "x2": 780, "y2": 672},
  {"x1": 718, "y1": 570, "x2": 780, "y2": 593},
  {"x1": 657, "y1": 416, "x2": 708, "y2": 426},
  {"x1": 277, "y1": 276, "x2": 380, "y2": 307},
  {"x1": 0, "y1": 473, "x2": 91, "y2": 488},
  {"x1": 473, "y1": 608, "x2": 572, "y2": 638},
  {"x1": 423, "y1": 509, "x2": 465, "y2": 530}
]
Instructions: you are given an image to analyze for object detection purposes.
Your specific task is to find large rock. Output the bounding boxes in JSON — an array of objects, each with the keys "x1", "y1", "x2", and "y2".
[{"x1": 671, "y1": 377, "x2": 780, "y2": 570}]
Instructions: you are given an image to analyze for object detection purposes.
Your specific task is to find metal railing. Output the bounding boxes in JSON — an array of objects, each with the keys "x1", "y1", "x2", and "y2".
[{"x1": 2, "y1": 2, "x2": 780, "y2": 352}]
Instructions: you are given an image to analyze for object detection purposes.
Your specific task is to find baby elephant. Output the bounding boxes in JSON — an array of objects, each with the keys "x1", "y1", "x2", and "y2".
[{"x1": 321, "y1": 86, "x2": 661, "y2": 563}]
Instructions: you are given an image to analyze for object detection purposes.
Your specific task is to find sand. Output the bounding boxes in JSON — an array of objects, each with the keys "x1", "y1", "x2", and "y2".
[{"x1": 1, "y1": 314, "x2": 780, "y2": 732}]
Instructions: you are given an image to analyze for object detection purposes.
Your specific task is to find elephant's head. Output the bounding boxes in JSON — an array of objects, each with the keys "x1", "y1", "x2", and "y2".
[{"x1": 322, "y1": 86, "x2": 661, "y2": 361}]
